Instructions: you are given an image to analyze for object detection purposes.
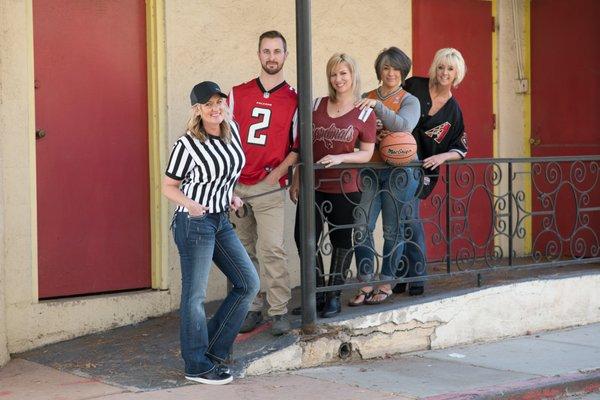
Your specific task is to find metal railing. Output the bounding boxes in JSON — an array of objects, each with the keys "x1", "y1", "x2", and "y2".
[{"x1": 297, "y1": 156, "x2": 600, "y2": 327}]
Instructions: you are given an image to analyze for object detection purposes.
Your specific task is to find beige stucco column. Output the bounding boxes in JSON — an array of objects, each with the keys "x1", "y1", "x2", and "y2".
[
  {"x1": 0, "y1": 158, "x2": 8, "y2": 367},
  {"x1": 0, "y1": 133, "x2": 8, "y2": 365},
  {"x1": 0, "y1": 0, "x2": 12, "y2": 367},
  {"x1": 495, "y1": 0, "x2": 530, "y2": 256}
]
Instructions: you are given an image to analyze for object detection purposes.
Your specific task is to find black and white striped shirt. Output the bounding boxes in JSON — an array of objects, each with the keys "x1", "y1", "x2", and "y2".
[{"x1": 165, "y1": 123, "x2": 245, "y2": 214}]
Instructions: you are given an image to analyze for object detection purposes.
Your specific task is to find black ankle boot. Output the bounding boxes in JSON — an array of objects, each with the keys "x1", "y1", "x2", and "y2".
[
  {"x1": 291, "y1": 293, "x2": 326, "y2": 315},
  {"x1": 408, "y1": 286, "x2": 424, "y2": 296},
  {"x1": 320, "y1": 292, "x2": 341, "y2": 318},
  {"x1": 392, "y1": 282, "x2": 407, "y2": 294}
]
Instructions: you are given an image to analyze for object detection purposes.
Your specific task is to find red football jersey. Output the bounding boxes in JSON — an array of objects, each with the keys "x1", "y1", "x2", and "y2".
[{"x1": 229, "y1": 78, "x2": 298, "y2": 186}]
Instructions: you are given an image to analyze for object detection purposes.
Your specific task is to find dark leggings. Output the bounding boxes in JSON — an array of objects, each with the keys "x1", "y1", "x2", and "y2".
[{"x1": 294, "y1": 191, "x2": 361, "y2": 286}]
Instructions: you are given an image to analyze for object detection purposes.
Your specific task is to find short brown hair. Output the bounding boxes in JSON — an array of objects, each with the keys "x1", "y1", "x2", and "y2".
[
  {"x1": 374, "y1": 47, "x2": 412, "y2": 85},
  {"x1": 258, "y1": 30, "x2": 287, "y2": 52}
]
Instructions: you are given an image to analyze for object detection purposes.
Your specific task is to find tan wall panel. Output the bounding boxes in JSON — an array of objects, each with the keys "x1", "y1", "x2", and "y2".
[
  {"x1": 0, "y1": 0, "x2": 8, "y2": 357},
  {"x1": 496, "y1": 0, "x2": 529, "y2": 255},
  {"x1": 497, "y1": 0, "x2": 528, "y2": 157},
  {"x1": 164, "y1": 0, "x2": 412, "y2": 299}
]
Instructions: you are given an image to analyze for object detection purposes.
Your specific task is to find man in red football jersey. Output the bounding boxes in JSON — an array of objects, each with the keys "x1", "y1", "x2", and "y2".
[{"x1": 229, "y1": 31, "x2": 298, "y2": 336}]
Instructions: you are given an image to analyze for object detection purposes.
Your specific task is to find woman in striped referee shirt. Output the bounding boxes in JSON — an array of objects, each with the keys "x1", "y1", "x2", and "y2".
[{"x1": 162, "y1": 81, "x2": 259, "y2": 386}]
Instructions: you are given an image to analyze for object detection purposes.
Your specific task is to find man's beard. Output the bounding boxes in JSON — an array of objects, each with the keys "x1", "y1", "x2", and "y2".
[{"x1": 261, "y1": 62, "x2": 284, "y2": 75}]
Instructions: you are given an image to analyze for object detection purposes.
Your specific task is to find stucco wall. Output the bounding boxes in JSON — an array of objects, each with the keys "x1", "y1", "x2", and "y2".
[
  {"x1": 0, "y1": 0, "x2": 412, "y2": 354},
  {"x1": 164, "y1": 0, "x2": 412, "y2": 300},
  {"x1": 0, "y1": 1, "x2": 176, "y2": 354},
  {"x1": 497, "y1": 1, "x2": 529, "y2": 158},
  {"x1": 496, "y1": 0, "x2": 530, "y2": 256},
  {"x1": 0, "y1": 0, "x2": 549, "y2": 355},
  {"x1": 0, "y1": 161, "x2": 8, "y2": 365},
  {"x1": 0, "y1": 0, "x2": 9, "y2": 359}
]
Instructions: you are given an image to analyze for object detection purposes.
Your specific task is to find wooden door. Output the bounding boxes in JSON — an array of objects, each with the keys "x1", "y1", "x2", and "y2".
[
  {"x1": 530, "y1": 0, "x2": 600, "y2": 258},
  {"x1": 34, "y1": 1, "x2": 151, "y2": 298},
  {"x1": 412, "y1": 0, "x2": 494, "y2": 264}
]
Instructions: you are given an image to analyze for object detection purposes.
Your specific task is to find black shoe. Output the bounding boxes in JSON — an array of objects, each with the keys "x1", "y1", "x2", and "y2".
[
  {"x1": 185, "y1": 368, "x2": 233, "y2": 385},
  {"x1": 271, "y1": 314, "x2": 291, "y2": 336},
  {"x1": 291, "y1": 296, "x2": 326, "y2": 315},
  {"x1": 239, "y1": 311, "x2": 263, "y2": 333},
  {"x1": 392, "y1": 283, "x2": 407, "y2": 294},
  {"x1": 215, "y1": 364, "x2": 231, "y2": 375},
  {"x1": 320, "y1": 295, "x2": 341, "y2": 318},
  {"x1": 409, "y1": 286, "x2": 424, "y2": 296}
]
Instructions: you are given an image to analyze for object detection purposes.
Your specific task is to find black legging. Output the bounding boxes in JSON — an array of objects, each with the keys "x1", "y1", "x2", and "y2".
[{"x1": 294, "y1": 191, "x2": 361, "y2": 287}]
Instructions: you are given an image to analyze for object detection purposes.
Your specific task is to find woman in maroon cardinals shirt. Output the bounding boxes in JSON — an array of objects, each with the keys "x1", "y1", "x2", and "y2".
[{"x1": 290, "y1": 53, "x2": 376, "y2": 318}]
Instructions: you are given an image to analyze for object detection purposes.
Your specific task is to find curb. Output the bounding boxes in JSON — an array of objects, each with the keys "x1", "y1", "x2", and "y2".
[{"x1": 422, "y1": 369, "x2": 600, "y2": 400}]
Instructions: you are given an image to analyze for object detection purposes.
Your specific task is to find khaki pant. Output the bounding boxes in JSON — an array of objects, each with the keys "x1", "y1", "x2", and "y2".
[{"x1": 231, "y1": 180, "x2": 291, "y2": 316}]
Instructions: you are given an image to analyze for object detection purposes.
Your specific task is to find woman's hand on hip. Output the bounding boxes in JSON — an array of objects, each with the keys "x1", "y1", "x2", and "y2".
[
  {"x1": 289, "y1": 181, "x2": 300, "y2": 204},
  {"x1": 187, "y1": 200, "x2": 208, "y2": 217},
  {"x1": 230, "y1": 196, "x2": 244, "y2": 212}
]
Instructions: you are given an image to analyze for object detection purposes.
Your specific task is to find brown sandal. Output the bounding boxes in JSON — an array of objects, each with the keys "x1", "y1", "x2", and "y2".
[
  {"x1": 348, "y1": 289, "x2": 373, "y2": 307},
  {"x1": 364, "y1": 289, "x2": 393, "y2": 305}
]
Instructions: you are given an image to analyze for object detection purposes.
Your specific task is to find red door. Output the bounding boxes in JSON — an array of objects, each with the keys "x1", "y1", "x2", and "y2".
[
  {"x1": 34, "y1": 1, "x2": 151, "y2": 298},
  {"x1": 530, "y1": 0, "x2": 600, "y2": 258},
  {"x1": 412, "y1": 0, "x2": 494, "y2": 264}
]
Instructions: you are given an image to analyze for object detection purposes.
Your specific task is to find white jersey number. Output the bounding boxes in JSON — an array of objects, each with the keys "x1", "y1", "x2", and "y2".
[{"x1": 247, "y1": 107, "x2": 271, "y2": 145}]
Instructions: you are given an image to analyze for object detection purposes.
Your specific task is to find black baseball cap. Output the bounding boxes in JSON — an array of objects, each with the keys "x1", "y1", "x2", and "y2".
[{"x1": 190, "y1": 81, "x2": 227, "y2": 105}]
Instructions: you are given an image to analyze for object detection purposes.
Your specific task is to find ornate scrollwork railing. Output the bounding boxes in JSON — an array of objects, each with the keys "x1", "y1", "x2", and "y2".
[{"x1": 305, "y1": 156, "x2": 600, "y2": 299}]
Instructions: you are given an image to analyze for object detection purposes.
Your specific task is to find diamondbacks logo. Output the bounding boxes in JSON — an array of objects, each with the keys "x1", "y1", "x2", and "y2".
[{"x1": 424, "y1": 122, "x2": 451, "y2": 144}]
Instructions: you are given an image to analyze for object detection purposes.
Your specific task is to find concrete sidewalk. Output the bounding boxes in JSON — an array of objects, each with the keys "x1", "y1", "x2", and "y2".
[{"x1": 1, "y1": 323, "x2": 599, "y2": 400}]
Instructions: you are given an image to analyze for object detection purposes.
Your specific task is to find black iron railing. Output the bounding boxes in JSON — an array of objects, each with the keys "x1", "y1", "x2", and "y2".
[{"x1": 297, "y1": 156, "x2": 600, "y2": 327}]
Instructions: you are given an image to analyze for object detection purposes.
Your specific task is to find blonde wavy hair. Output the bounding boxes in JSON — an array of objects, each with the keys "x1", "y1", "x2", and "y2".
[{"x1": 186, "y1": 101, "x2": 233, "y2": 143}]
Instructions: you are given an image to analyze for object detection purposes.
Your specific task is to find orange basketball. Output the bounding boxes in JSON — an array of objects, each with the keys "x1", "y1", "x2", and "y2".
[{"x1": 379, "y1": 132, "x2": 417, "y2": 166}]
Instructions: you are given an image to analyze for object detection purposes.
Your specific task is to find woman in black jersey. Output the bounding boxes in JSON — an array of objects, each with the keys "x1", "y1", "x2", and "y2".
[
  {"x1": 163, "y1": 81, "x2": 259, "y2": 385},
  {"x1": 395, "y1": 48, "x2": 468, "y2": 295}
]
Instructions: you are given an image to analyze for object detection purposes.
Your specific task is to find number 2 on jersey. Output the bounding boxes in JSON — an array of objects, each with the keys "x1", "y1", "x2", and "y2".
[{"x1": 247, "y1": 107, "x2": 271, "y2": 145}]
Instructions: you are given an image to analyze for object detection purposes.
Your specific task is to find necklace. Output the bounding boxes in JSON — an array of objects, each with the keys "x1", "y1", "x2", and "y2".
[{"x1": 332, "y1": 98, "x2": 354, "y2": 114}]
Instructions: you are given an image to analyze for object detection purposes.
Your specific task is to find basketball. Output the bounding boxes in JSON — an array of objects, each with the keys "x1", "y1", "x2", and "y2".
[{"x1": 379, "y1": 132, "x2": 417, "y2": 166}]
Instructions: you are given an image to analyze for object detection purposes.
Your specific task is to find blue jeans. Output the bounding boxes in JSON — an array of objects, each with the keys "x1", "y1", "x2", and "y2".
[
  {"x1": 172, "y1": 211, "x2": 260, "y2": 376},
  {"x1": 400, "y1": 198, "x2": 427, "y2": 288},
  {"x1": 355, "y1": 167, "x2": 419, "y2": 282}
]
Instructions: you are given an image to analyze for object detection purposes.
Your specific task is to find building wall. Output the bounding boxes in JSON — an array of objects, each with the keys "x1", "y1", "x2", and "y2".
[
  {"x1": 0, "y1": 4, "x2": 8, "y2": 360},
  {"x1": 0, "y1": 0, "x2": 551, "y2": 356},
  {"x1": 496, "y1": 0, "x2": 530, "y2": 256},
  {"x1": 0, "y1": 1, "x2": 175, "y2": 355},
  {"x1": 163, "y1": 0, "x2": 412, "y2": 300}
]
